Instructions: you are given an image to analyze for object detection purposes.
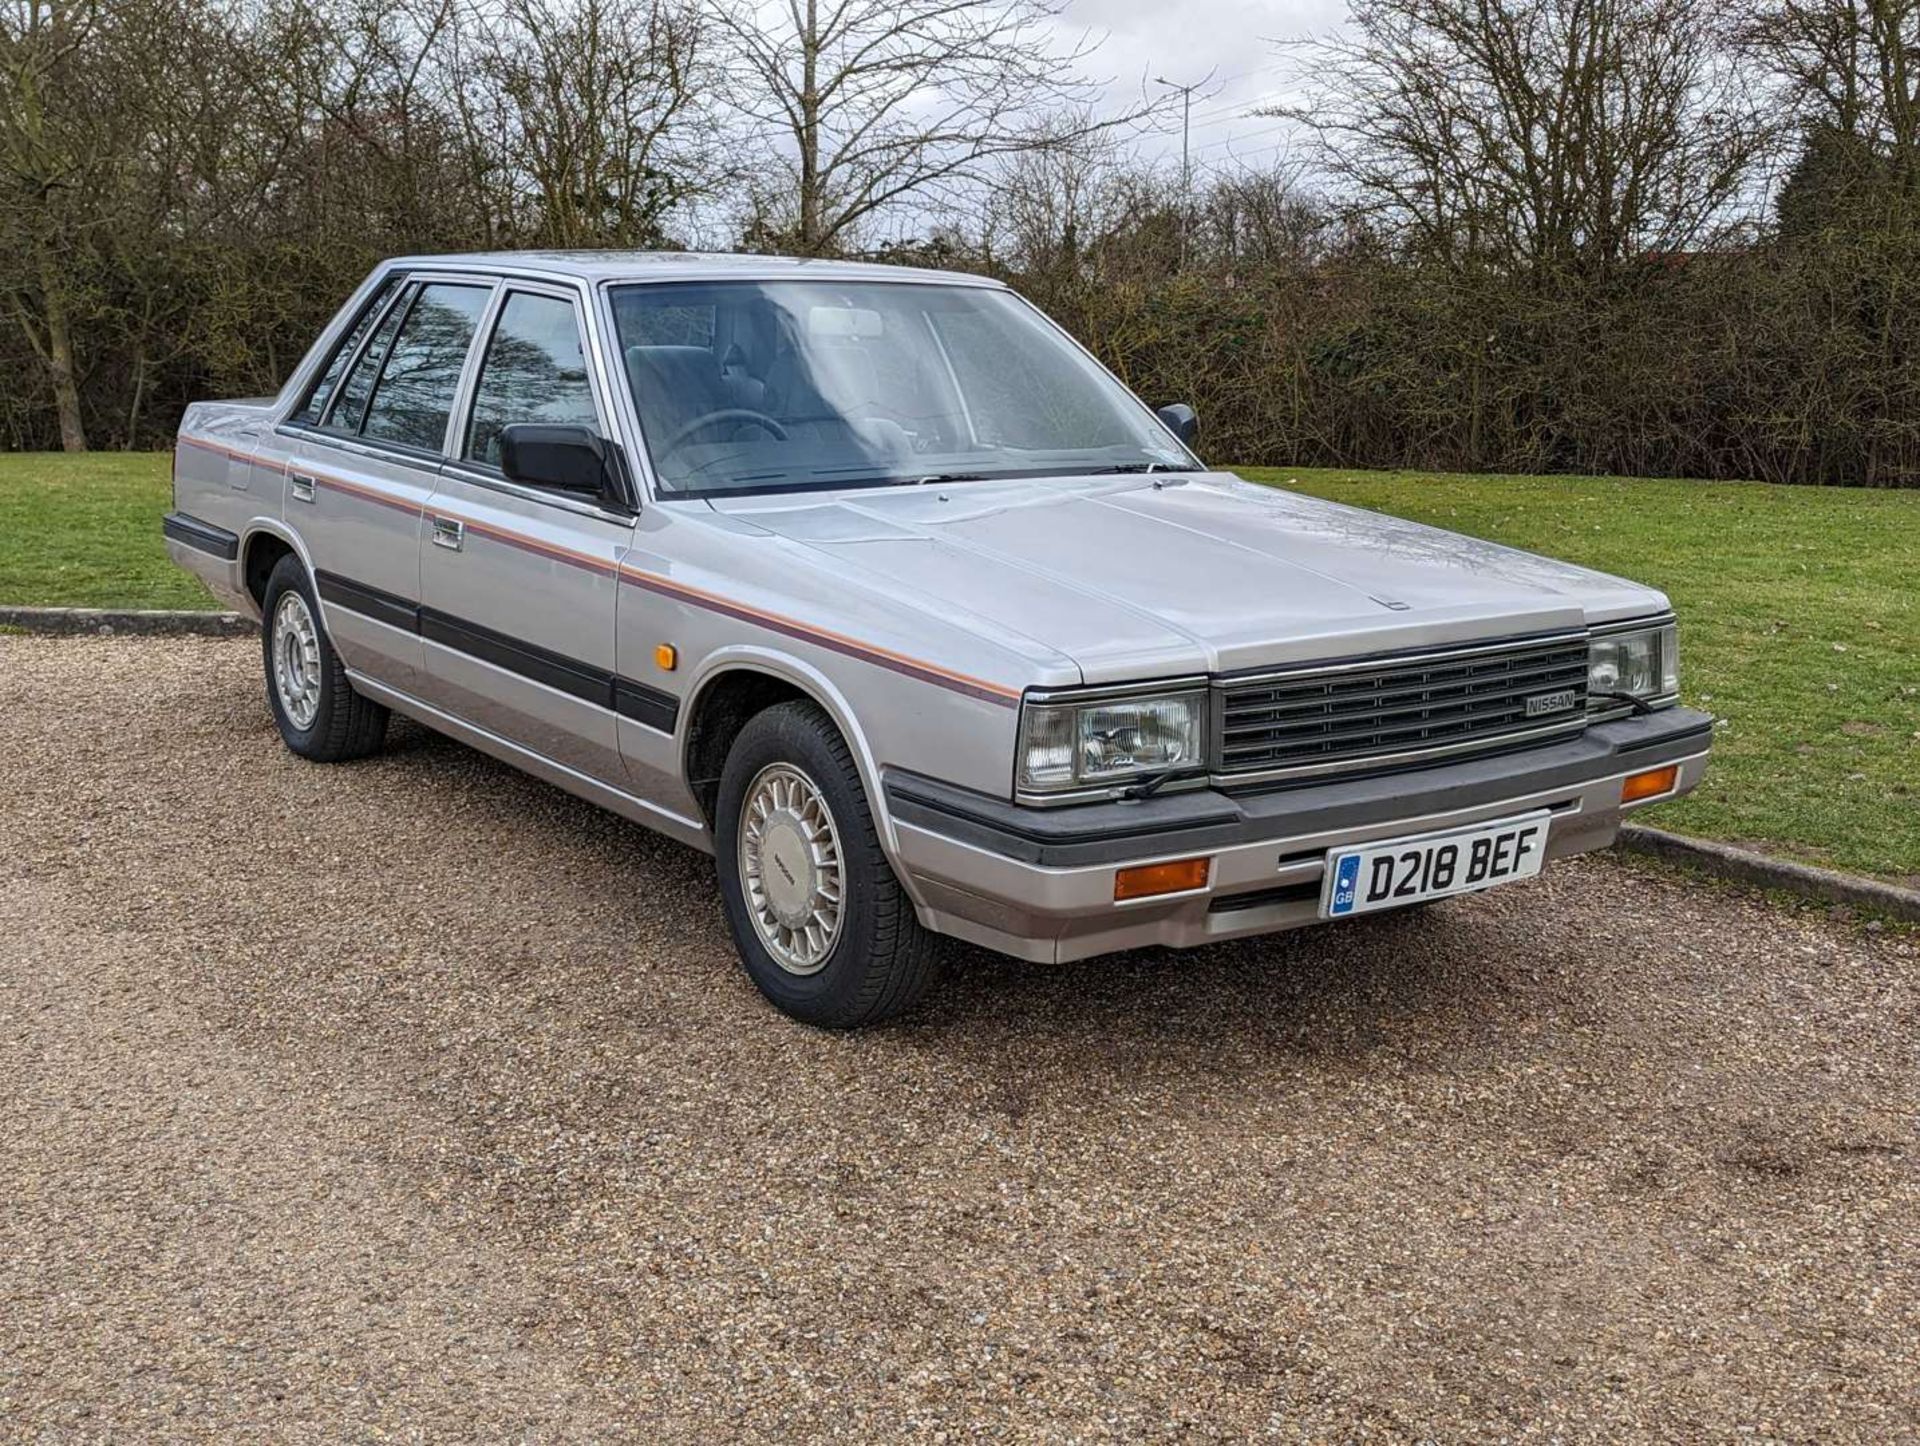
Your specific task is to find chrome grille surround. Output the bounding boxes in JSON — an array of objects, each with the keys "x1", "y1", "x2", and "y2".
[{"x1": 1212, "y1": 631, "x2": 1592, "y2": 787}]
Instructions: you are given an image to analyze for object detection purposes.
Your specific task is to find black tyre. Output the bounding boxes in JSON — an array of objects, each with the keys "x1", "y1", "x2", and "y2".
[
  {"x1": 714, "y1": 700, "x2": 941, "y2": 1027},
  {"x1": 260, "y1": 554, "x2": 389, "y2": 762}
]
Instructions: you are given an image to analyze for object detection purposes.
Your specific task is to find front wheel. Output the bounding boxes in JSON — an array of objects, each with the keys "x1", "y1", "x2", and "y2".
[
  {"x1": 260, "y1": 554, "x2": 388, "y2": 762},
  {"x1": 714, "y1": 701, "x2": 940, "y2": 1027}
]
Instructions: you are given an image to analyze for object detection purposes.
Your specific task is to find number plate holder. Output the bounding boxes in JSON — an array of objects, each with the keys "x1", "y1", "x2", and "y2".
[{"x1": 1319, "y1": 810, "x2": 1552, "y2": 919}]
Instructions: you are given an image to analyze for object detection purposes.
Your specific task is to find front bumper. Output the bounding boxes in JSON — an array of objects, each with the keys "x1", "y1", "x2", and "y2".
[{"x1": 886, "y1": 708, "x2": 1713, "y2": 962}]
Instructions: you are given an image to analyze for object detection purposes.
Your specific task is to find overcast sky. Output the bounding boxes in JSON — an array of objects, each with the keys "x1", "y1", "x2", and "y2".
[
  {"x1": 685, "y1": 0, "x2": 1356, "y2": 243},
  {"x1": 1051, "y1": 0, "x2": 1351, "y2": 174}
]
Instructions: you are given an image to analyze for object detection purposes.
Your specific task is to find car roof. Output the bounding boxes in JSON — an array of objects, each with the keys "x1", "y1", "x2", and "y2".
[{"x1": 385, "y1": 250, "x2": 1008, "y2": 289}]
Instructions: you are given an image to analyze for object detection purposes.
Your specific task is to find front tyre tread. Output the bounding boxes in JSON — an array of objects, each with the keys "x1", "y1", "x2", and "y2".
[{"x1": 716, "y1": 701, "x2": 940, "y2": 1028}]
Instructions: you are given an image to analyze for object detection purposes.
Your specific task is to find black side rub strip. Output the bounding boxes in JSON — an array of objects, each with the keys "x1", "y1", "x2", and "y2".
[
  {"x1": 612, "y1": 679, "x2": 679, "y2": 733},
  {"x1": 314, "y1": 569, "x2": 681, "y2": 734},
  {"x1": 162, "y1": 513, "x2": 240, "y2": 561},
  {"x1": 315, "y1": 571, "x2": 418, "y2": 632},
  {"x1": 419, "y1": 607, "x2": 609, "y2": 708}
]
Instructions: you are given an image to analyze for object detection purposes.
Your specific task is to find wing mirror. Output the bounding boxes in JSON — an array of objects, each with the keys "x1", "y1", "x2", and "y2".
[
  {"x1": 1155, "y1": 403, "x2": 1198, "y2": 448},
  {"x1": 499, "y1": 424, "x2": 630, "y2": 511}
]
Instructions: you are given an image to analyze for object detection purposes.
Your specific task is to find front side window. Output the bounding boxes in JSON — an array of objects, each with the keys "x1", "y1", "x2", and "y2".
[
  {"x1": 358, "y1": 283, "x2": 492, "y2": 451},
  {"x1": 608, "y1": 280, "x2": 1192, "y2": 496},
  {"x1": 293, "y1": 274, "x2": 402, "y2": 427},
  {"x1": 463, "y1": 292, "x2": 599, "y2": 467}
]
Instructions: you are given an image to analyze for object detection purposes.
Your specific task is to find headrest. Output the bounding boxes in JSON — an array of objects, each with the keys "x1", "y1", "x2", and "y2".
[{"x1": 624, "y1": 344, "x2": 723, "y2": 401}]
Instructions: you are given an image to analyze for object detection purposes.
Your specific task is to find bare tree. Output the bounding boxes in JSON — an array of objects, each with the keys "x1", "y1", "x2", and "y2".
[
  {"x1": 1742, "y1": 0, "x2": 1920, "y2": 215},
  {"x1": 712, "y1": 0, "x2": 1148, "y2": 254},
  {"x1": 983, "y1": 111, "x2": 1121, "y2": 275},
  {"x1": 446, "y1": 0, "x2": 717, "y2": 247},
  {"x1": 1743, "y1": 0, "x2": 1920, "y2": 149},
  {"x1": 1195, "y1": 160, "x2": 1327, "y2": 275},
  {"x1": 1273, "y1": 0, "x2": 1774, "y2": 274},
  {"x1": 272, "y1": 0, "x2": 477, "y2": 241},
  {"x1": 0, "y1": 0, "x2": 104, "y2": 449}
]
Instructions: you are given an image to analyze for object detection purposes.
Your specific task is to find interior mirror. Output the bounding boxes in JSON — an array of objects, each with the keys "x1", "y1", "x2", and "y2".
[
  {"x1": 1155, "y1": 403, "x2": 1199, "y2": 449},
  {"x1": 499, "y1": 424, "x2": 626, "y2": 509}
]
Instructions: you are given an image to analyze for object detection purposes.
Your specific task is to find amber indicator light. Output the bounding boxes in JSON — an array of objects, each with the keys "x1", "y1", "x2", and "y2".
[
  {"x1": 1113, "y1": 857, "x2": 1212, "y2": 901},
  {"x1": 654, "y1": 643, "x2": 678, "y2": 671},
  {"x1": 1621, "y1": 764, "x2": 1679, "y2": 803}
]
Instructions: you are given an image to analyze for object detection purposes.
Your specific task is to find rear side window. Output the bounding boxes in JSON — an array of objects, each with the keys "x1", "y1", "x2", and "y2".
[
  {"x1": 359, "y1": 284, "x2": 492, "y2": 451},
  {"x1": 291, "y1": 275, "x2": 402, "y2": 426},
  {"x1": 463, "y1": 292, "x2": 599, "y2": 467}
]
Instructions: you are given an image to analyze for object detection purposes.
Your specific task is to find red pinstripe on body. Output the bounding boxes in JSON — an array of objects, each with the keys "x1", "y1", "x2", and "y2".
[
  {"x1": 616, "y1": 567, "x2": 1022, "y2": 707},
  {"x1": 311, "y1": 471, "x2": 425, "y2": 517},
  {"x1": 180, "y1": 434, "x2": 288, "y2": 471},
  {"x1": 177, "y1": 433, "x2": 1022, "y2": 707},
  {"x1": 457, "y1": 516, "x2": 619, "y2": 577}
]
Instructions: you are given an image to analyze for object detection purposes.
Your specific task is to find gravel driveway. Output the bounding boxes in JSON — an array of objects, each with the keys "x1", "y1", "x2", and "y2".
[{"x1": 3, "y1": 635, "x2": 1915, "y2": 1442}]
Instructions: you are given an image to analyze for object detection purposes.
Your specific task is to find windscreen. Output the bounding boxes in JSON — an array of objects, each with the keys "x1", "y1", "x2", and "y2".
[{"x1": 608, "y1": 280, "x2": 1193, "y2": 496}]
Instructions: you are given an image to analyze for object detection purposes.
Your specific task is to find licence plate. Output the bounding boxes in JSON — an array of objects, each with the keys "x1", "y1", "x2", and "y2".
[{"x1": 1320, "y1": 811, "x2": 1551, "y2": 918}]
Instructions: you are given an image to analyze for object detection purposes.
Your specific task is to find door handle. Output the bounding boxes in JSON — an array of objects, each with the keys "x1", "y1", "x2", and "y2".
[
  {"x1": 289, "y1": 473, "x2": 316, "y2": 503},
  {"x1": 431, "y1": 516, "x2": 465, "y2": 551}
]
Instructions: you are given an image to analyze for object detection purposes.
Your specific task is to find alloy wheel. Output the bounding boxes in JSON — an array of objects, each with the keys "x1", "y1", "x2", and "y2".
[
  {"x1": 272, "y1": 590, "x2": 323, "y2": 731},
  {"x1": 736, "y1": 762, "x2": 845, "y2": 975}
]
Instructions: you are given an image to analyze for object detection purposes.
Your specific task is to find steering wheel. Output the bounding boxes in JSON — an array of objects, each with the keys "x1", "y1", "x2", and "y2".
[
  {"x1": 663, "y1": 408, "x2": 789, "y2": 454},
  {"x1": 765, "y1": 407, "x2": 942, "y2": 454}
]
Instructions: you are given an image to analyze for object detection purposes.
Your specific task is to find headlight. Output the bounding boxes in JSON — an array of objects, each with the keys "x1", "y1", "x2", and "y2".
[
  {"x1": 1017, "y1": 688, "x2": 1207, "y2": 797},
  {"x1": 1589, "y1": 622, "x2": 1678, "y2": 709}
]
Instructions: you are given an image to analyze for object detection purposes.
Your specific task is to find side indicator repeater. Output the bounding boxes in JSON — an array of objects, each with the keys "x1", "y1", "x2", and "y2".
[{"x1": 655, "y1": 643, "x2": 678, "y2": 671}]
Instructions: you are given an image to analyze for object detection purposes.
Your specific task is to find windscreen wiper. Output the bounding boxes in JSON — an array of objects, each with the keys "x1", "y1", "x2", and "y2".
[
  {"x1": 1587, "y1": 690, "x2": 1656, "y2": 716},
  {"x1": 1084, "y1": 462, "x2": 1202, "y2": 475},
  {"x1": 911, "y1": 472, "x2": 992, "y2": 485},
  {"x1": 1120, "y1": 770, "x2": 1181, "y2": 800}
]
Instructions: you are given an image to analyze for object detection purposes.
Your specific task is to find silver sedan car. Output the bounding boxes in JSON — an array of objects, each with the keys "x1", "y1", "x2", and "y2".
[{"x1": 164, "y1": 252, "x2": 1711, "y2": 1026}]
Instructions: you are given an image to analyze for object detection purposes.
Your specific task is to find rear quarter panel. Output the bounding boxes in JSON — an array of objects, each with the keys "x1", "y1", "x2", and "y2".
[
  {"x1": 171, "y1": 400, "x2": 297, "y2": 615},
  {"x1": 170, "y1": 266, "x2": 396, "y2": 616}
]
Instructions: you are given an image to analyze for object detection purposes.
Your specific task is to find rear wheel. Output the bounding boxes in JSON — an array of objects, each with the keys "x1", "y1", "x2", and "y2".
[
  {"x1": 715, "y1": 701, "x2": 940, "y2": 1027},
  {"x1": 261, "y1": 554, "x2": 388, "y2": 762}
]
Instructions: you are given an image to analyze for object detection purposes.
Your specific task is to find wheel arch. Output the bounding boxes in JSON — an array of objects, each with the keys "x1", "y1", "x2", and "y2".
[
  {"x1": 239, "y1": 521, "x2": 317, "y2": 613},
  {"x1": 679, "y1": 648, "x2": 907, "y2": 865}
]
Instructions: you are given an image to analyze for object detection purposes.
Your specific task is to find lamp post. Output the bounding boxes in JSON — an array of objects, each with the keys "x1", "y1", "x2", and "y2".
[{"x1": 1155, "y1": 73, "x2": 1208, "y2": 269}]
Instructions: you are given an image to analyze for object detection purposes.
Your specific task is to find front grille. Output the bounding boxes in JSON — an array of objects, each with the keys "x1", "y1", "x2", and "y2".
[{"x1": 1215, "y1": 633, "x2": 1590, "y2": 782}]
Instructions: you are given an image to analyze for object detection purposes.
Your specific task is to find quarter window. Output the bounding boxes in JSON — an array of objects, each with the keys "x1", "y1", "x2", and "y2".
[
  {"x1": 292, "y1": 275, "x2": 402, "y2": 427},
  {"x1": 321, "y1": 282, "x2": 414, "y2": 434},
  {"x1": 464, "y1": 292, "x2": 599, "y2": 467},
  {"x1": 359, "y1": 283, "x2": 492, "y2": 451}
]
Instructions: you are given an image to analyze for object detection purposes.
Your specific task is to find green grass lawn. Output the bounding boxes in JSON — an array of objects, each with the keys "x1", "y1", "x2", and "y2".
[
  {"x1": 0, "y1": 452, "x2": 213, "y2": 609},
  {"x1": 2, "y1": 452, "x2": 1916, "y2": 879}
]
